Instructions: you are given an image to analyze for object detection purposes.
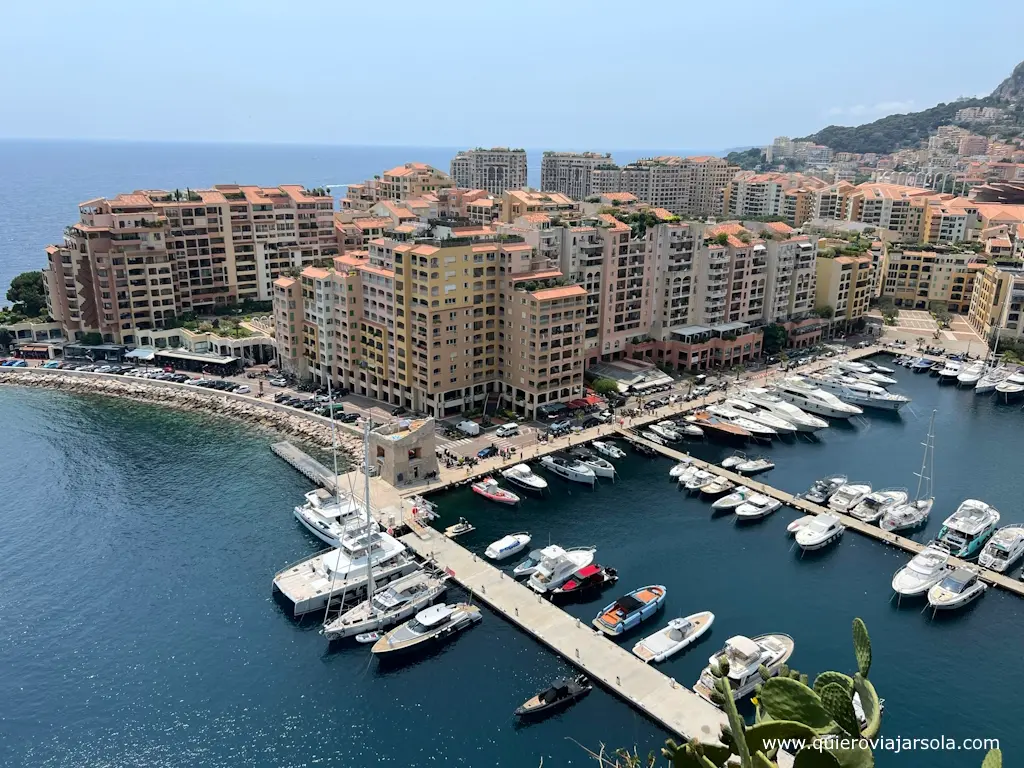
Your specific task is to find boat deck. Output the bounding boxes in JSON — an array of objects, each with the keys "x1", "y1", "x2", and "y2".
[
  {"x1": 615, "y1": 428, "x2": 1024, "y2": 600},
  {"x1": 399, "y1": 529, "x2": 728, "y2": 743}
]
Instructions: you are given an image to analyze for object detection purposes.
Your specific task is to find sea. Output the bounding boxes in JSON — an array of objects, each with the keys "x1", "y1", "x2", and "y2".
[{"x1": 0, "y1": 359, "x2": 1020, "y2": 766}]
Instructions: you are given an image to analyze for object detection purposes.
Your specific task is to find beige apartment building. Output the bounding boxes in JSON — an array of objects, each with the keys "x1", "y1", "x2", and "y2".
[
  {"x1": 967, "y1": 263, "x2": 1024, "y2": 342},
  {"x1": 815, "y1": 253, "x2": 874, "y2": 327},
  {"x1": 590, "y1": 156, "x2": 737, "y2": 217},
  {"x1": 724, "y1": 172, "x2": 827, "y2": 225},
  {"x1": 881, "y1": 249, "x2": 983, "y2": 313},
  {"x1": 43, "y1": 185, "x2": 334, "y2": 344},
  {"x1": 342, "y1": 163, "x2": 453, "y2": 213},
  {"x1": 499, "y1": 189, "x2": 579, "y2": 223},
  {"x1": 540, "y1": 151, "x2": 616, "y2": 200},
  {"x1": 449, "y1": 148, "x2": 527, "y2": 195}
]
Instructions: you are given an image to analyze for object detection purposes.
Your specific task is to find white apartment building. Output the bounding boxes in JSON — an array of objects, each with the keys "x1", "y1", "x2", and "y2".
[
  {"x1": 539, "y1": 151, "x2": 616, "y2": 200},
  {"x1": 449, "y1": 148, "x2": 528, "y2": 195}
]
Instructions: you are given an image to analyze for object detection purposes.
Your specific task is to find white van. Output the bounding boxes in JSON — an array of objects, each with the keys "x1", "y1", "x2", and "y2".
[
  {"x1": 456, "y1": 420, "x2": 481, "y2": 436},
  {"x1": 495, "y1": 423, "x2": 519, "y2": 438}
]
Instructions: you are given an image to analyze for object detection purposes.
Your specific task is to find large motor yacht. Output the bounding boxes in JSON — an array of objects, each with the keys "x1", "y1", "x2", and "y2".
[
  {"x1": 769, "y1": 378, "x2": 863, "y2": 419},
  {"x1": 528, "y1": 545, "x2": 597, "y2": 594},
  {"x1": 693, "y1": 634, "x2": 795, "y2": 703},
  {"x1": 293, "y1": 488, "x2": 367, "y2": 547},
  {"x1": 736, "y1": 388, "x2": 829, "y2": 432},
  {"x1": 322, "y1": 568, "x2": 448, "y2": 641},
  {"x1": 370, "y1": 603, "x2": 482, "y2": 656},
  {"x1": 937, "y1": 499, "x2": 1000, "y2": 559},
  {"x1": 806, "y1": 374, "x2": 910, "y2": 412},
  {"x1": 721, "y1": 398, "x2": 798, "y2": 434}
]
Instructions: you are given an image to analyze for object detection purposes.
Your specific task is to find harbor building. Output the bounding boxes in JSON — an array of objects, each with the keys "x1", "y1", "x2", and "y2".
[
  {"x1": 540, "y1": 151, "x2": 616, "y2": 200},
  {"x1": 449, "y1": 148, "x2": 528, "y2": 196},
  {"x1": 369, "y1": 418, "x2": 438, "y2": 486},
  {"x1": 42, "y1": 186, "x2": 335, "y2": 344},
  {"x1": 815, "y1": 252, "x2": 875, "y2": 329},
  {"x1": 881, "y1": 249, "x2": 984, "y2": 313}
]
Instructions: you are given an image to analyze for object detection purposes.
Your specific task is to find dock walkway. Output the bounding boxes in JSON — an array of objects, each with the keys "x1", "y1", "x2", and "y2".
[
  {"x1": 399, "y1": 529, "x2": 728, "y2": 743},
  {"x1": 271, "y1": 441, "x2": 337, "y2": 493},
  {"x1": 615, "y1": 429, "x2": 1024, "y2": 599}
]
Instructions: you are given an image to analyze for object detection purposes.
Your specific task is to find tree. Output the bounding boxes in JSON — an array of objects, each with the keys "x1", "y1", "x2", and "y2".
[
  {"x1": 6, "y1": 272, "x2": 45, "y2": 318},
  {"x1": 714, "y1": 232, "x2": 729, "y2": 246},
  {"x1": 814, "y1": 305, "x2": 836, "y2": 319},
  {"x1": 592, "y1": 378, "x2": 620, "y2": 396},
  {"x1": 0, "y1": 328, "x2": 12, "y2": 352},
  {"x1": 762, "y1": 323, "x2": 788, "y2": 354}
]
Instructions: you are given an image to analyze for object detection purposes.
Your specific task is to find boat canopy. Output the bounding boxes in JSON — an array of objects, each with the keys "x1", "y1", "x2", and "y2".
[
  {"x1": 725, "y1": 636, "x2": 761, "y2": 662},
  {"x1": 414, "y1": 604, "x2": 453, "y2": 627},
  {"x1": 614, "y1": 595, "x2": 644, "y2": 613},
  {"x1": 575, "y1": 564, "x2": 601, "y2": 579}
]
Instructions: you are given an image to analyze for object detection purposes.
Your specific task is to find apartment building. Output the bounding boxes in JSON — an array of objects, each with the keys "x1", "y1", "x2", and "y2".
[
  {"x1": 449, "y1": 148, "x2": 528, "y2": 195},
  {"x1": 43, "y1": 185, "x2": 334, "y2": 344},
  {"x1": 590, "y1": 156, "x2": 738, "y2": 217},
  {"x1": 881, "y1": 249, "x2": 983, "y2": 313},
  {"x1": 499, "y1": 189, "x2": 579, "y2": 223},
  {"x1": 540, "y1": 151, "x2": 616, "y2": 200},
  {"x1": 342, "y1": 163, "x2": 453, "y2": 213},
  {"x1": 967, "y1": 263, "x2": 1024, "y2": 341},
  {"x1": 723, "y1": 172, "x2": 828, "y2": 225},
  {"x1": 815, "y1": 253, "x2": 874, "y2": 327},
  {"x1": 814, "y1": 181, "x2": 857, "y2": 220}
]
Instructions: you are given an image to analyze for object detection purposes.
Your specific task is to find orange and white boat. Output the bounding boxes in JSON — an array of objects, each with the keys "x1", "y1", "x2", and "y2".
[{"x1": 592, "y1": 585, "x2": 667, "y2": 636}]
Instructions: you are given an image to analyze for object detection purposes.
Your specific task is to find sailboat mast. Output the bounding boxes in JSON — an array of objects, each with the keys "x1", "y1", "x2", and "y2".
[
  {"x1": 915, "y1": 409, "x2": 935, "y2": 501},
  {"x1": 327, "y1": 376, "x2": 340, "y2": 497},
  {"x1": 363, "y1": 419, "x2": 374, "y2": 615}
]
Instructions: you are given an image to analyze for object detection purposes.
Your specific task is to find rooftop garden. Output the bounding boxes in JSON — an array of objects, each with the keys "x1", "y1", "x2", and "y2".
[{"x1": 514, "y1": 276, "x2": 573, "y2": 292}]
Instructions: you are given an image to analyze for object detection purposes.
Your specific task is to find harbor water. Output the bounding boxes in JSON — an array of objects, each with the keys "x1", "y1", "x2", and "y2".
[{"x1": 0, "y1": 357, "x2": 1019, "y2": 766}]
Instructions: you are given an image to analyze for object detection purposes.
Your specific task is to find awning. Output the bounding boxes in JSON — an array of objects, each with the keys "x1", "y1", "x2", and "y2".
[
  {"x1": 125, "y1": 348, "x2": 156, "y2": 361},
  {"x1": 17, "y1": 344, "x2": 50, "y2": 352}
]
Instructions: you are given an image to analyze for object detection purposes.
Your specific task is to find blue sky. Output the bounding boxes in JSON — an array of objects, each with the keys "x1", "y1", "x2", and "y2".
[{"x1": 3, "y1": 0, "x2": 1021, "y2": 150}]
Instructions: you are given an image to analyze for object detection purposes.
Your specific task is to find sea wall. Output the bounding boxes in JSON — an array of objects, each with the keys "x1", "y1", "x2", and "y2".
[{"x1": 0, "y1": 369, "x2": 364, "y2": 454}]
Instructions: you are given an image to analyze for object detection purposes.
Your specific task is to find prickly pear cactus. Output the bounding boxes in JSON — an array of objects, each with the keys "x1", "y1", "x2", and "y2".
[
  {"x1": 744, "y1": 721, "x2": 819, "y2": 756},
  {"x1": 793, "y1": 747, "x2": 842, "y2": 768},
  {"x1": 819, "y1": 682, "x2": 860, "y2": 737},
  {"x1": 758, "y1": 677, "x2": 834, "y2": 731},
  {"x1": 852, "y1": 618, "x2": 871, "y2": 678},
  {"x1": 813, "y1": 671, "x2": 853, "y2": 697},
  {"x1": 982, "y1": 748, "x2": 1002, "y2": 768}
]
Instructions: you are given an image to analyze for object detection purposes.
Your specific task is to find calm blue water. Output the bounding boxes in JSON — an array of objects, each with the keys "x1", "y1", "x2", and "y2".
[
  {"x1": 0, "y1": 360, "x2": 1018, "y2": 766},
  {"x1": 0, "y1": 139, "x2": 709, "y2": 295}
]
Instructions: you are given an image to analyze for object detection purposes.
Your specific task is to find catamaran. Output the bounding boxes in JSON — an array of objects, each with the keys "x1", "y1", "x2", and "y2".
[{"x1": 880, "y1": 410, "x2": 936, "y2": 532}]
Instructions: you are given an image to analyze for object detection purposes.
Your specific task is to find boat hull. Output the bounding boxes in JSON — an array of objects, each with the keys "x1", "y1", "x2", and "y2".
[
  {"x1": 370, "y1": 605, "x2": 482, "y2": 655},
  {"x1": 927, "y1": 583, "x2": 986, "y2": 610}
]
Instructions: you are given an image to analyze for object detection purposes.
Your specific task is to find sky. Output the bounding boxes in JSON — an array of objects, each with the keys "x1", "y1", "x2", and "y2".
[{"x1": 3, "y1": 0, "x2": 1022, "y2": 151}]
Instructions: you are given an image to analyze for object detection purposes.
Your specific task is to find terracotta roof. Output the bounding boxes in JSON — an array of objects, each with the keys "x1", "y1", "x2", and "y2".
[
  {"x1": 274, "y1": 277, "x2": 297, "y2": 287},
  {"x1": 531, "y1": 285, "x2": 587, "y2": 301},
  {"x1": 601, "y1": 192, "x2": 638, "y2": 203},
  {"x1": 509, "y1": 270, "x2": 563, "y2": 283},
  {"x1": 765, "y1": 222, "x2": 794, "y2": 235},
  {"x1": 301, "y1": 267, "x2": 331, "y2": 279}
]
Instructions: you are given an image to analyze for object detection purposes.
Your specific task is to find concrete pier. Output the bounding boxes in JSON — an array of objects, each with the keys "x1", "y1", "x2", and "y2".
[
  {"x1": 616, "y1": 428, "x2": 1024, "y2": 599},
  {"x1": 271, "y1": 441, "x2": 338, "y2": 492},
  {"x1": 399, "y1": 529, "x2": 729, "y2": 743}
]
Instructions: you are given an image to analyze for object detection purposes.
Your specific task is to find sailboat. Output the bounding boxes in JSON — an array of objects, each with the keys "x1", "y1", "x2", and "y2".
[{"x1": 880, "y1": 410, "x2": 936, "y2": 533}]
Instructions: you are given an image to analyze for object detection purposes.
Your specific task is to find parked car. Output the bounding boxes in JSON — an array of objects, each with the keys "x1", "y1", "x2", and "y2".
[
  {"x1": 391, "y1": 406, "x2": 408, "y2": 416},
  {"x1": 338, "y1": 413, "x2": 359, "y2": 423},
  {"x1": 456, "y1": 420, "x2": 481, "y2": 436},
  {"x1": 8, "y1": 359, "x2": 28, "y2": 368},
  {"x1": 273, "y1": 393, "x2": 291, "y2": 403},
  {"x1": 269, "y1": 377, "x2": 288, "y2": 387},
  {"x1": 495, "y1": 423, "x2": 519, "y2": 438},
  {"x1": 477, "y1": 446, "x2": 498, "y2": 459},
  {"x1": 234, "y1": 384, "x2": 251, "y2": 394}
]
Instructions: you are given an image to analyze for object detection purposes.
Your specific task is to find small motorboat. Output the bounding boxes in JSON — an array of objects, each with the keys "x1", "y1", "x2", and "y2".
[
  {"x1": 937, "y1": 360, "x2": 962, "y2": 382},
  {"x1": 632, "y1": 611, "x2": 715, "y2": 663},
  {"x1": 804, "y1": 474, "x2": 847, "y2": 504},
  {"x1": 648, "y1": 423, "x2": 681, "y2": 443},
  {"x1": 485, "y1": 532, "x2": 532, "y2": 561},
  {"x1": 640, "y1": 429, "x2": 666, "y2": 445},
  {"x1": 472, "y1": 477, "x2": 521, "y2": 505},
  {"x1": 850, "y1": 488, "x2": 908, "y2": 523},
  {"x1": 927, "y1": 566, "x2": 987, "y2": 611},
  {"x1": 712, "y1": 486, "x2": 755, "y2": 511},
  {"x1": 540, "y1": 454, "x2": 597, "y2": 485},
  {"x1": 956, "y1": 361, "x2": 986, "y2": 388},
  {"x1": 701, "y1": 476, "x2": 735, "y2": 496},
  {"x1": 720, "y1": 452, "x2": 747, "y2": 469},
  {"x1": 910, "y1": 357, "x2": 934, "y2": 372},
  {"x1": 568, "y1": 448, "x2": 616, "y2": 479},
  {"x1": 355, "y1": 631, "x2": 382, "y2": 644},
  {"x1": 979, "y1": 524, "x2": 1024, "y2": 573},
  {"x1": 668, "y1": 458, "x2": 694, "y2": 479},
  {"x1": 735, "y1": 494, "x2": 781, "y2": 520},
  {"x1": 501, "y1": 463, "x2": 548, "y2": 492},
  {"x1": 444, "y1": 517, "x2": 476, "y2": 538},
  {"x1": 630, "y1": 440, "x2": 658, "y2": 457},
  {"x1": 551, "y1": 564, "x2": 618, "y2": 601},
  {"x1": 787, "y1": 515, "x2": 817, "y2": 535},
  {"x1": 795, "y1": 514, "x2": 845, "y2": 550},
  {"x1": 892, "y1": 542, "x2": 951, "y2": 597},
  {"x1": 593, "y1": 585, "x2": 667, "y2": 635},
  {"x1": 591, "y1": 440, "x2": 626, "y2": 459},
  {"x1": 827, "y1": 482, "x2": 872, "y2": 514},
  {"x1": 735, "y1": 456, "x2": 775, "y2": 475},
  {"x1": 684, "y1": 468, "x2": 718, "y2": 493},
  {"x1": 514, "y1": 675, "x2": 592, "y2": 718},
  {"x1": 864, "y1": 361, "x2": 895, "y2": 374},
  {"x1": 512, "y1": 550, "x2": 544, "y2": 579}
]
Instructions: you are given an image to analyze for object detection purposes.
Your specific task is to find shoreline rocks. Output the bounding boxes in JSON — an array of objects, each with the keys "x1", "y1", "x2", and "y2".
[{"x1": 0, "y1": 370, "x2": 363, "y2": 457}]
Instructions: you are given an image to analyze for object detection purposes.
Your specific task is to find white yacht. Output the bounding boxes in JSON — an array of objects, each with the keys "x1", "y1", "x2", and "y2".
[
  {"x1": 995, "y1": 370, "x2": 1024, "y2": 401},
  {"x1": 937, "y1": 500, "x2": 1000, "y2": 559},
  {"x1": 721, "y1": 398, "x2": 797, "y2": 434},
  {"x1": 795, "y1": 515, "x2": 845, "y2": 550},
  {"x1": 927, "y1": 566, "x2": 987, "y2": 611},
  {"x1": 591, "y1": 440, "x2": 626, "y2": 459},
  {"x1": 706, "y1": 404, "x2": 778, "y2": 438},
  {"x1": 734, "y1": 456, "x2": 775, "y2": 475},
  {"x1": 632, "y1": 611, "x2": 715, "y2": 663},
  {"x1": 694, "y1": 634, "x2": 795, "y2": 703},
  {"x1": 668, "y1": 458, "x2": 695, "y2": 479},
  {"x1": 501, "y1": 463, "x2": 548, "y2": 492},
  {"x1": 322, "y1": 568, "x2": 448, "y2": 641},
  {"x1": 273, "y1": 526, "x2": 417, "y2": 617},
  {"x1": 485, "y1": 532, "x2": 532, "y2": 561},
  {"x1": 956, "y1": 361, "x2": 986, "y2": 388},
  {"x1": 808, "y1": 374, "x2": 910, "y2": 412},
  {"x1": 975, "y1": 366, "x2": 1008, "y2": 394},
  {"x1": 979, "y1": 525, "x2": 1024, "y2": 573},
  {"x1": 370, "y1": 602, "x2": 482, "y2": 655},
  {"x1": 512, "y1": 550, "x2": 544, "y2": 579},
  {"x1": 720, "y1": 452, "x2": 747, "y2": 469},
  {"x1": 639, "y1": 429, "x2": 666, "y2": 445},
  {"x1": 863, "y1": 360, "x2": 895, "y2": 374},
  {"x1": 734, "y1": 494, "x2": 781, "y2": 520},
  {"x1": 711, "y1": 486, "x2": 755, "y2": 511},
  {"x1": 849, "y1": 488, "x2": 908, "y2": 523},
  {"x1": 880, "y1": 410, "x2": 936, "y2": 532},
  {"x1": 827, "y1": 482, "x2": 872, "y2": 514},
  {"x1": 736, "y1": 388, "x2": 829, "y2": 432},
  {"x1": 770, "y1": 378, "x2": 863, "y2": 419},
  {"x1": 293, "y1": 487, "x2": 367, "y2": 547},
  {"x1": 540, "y1": 454, "x2": 596, "y2": 485},
  {"x1": 568, "y1": 448, "x2": 616, "y2": 479},
  {"x1": 683, "y1": 468, "x2": 717, "y2": 493},
  {"x1": 529, "y1": 545, "x2": 597, "y2": 594},
  {"x1": 937, "y1": 360, "x2": 962, "y2": 382},
  {"x1": 701, "y1": 475, "x2": 735, "y2": 496},
  {"x1": 804, "y1": 474, "x2": 847, "y2": 504},
  {"x1": 832, "y1": 362, "x2": 897, "y2": 386},
  {"x1": 648, "y1": 423, "x2": 681, "y2": 443},
  {"x1": 891, "y1": 542, "x2": 951, "y2": 597}
]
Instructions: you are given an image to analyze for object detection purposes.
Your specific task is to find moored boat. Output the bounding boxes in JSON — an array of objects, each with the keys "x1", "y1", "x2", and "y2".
[
  {"x1": 550, "y1": 564, "x2": 619, "y2": 601},
  {"x1": 701, "y1": 475, "x2": 736, "y2": 496},
  {"x1": 927, "y1": 566, "x2": 987, "y2": 611},
  {"x1": 322, "y1": 568, "x2": 448, "y2": 641},
  {"x1": 804, "y1": 474, "x2": 847, "y2": 504},
  {"x1": 706, "y1": 404, "x2": 778, "y2": 438},
  {"x1": 720, "y1": 452, "x2": 747, "y2": 469},
  {"x1": 529, "y1": 545, "x2": 597, "y2": 593},
  {"x1": 721, "y1": 398, "x2": 797, "y2": 434},
  {"x1": 769, "y1": 378, "x2": 863, "y2": 418},
  {"x1": 693, "y1": 633, "x2": 795, "y2": 703},
  {"x1": 979, "y1": 524, "x2": 1024, "y2": 573},
  {"x1": 937, "y1": 499, "x2": 1000, "y2": 559},
  {"x1": 668, "y1": 458, "x2": 695, "y2": 479},
  {"x1": 568, "y1": 448, "x2": 616, "y2": 479},
  {"x1": 891, "y1": 542, "x2": 951, "y2": 597},
  {"x1": 736, "y1": 388, "x2": 829, "y2": 432},
  {"x1": 512, "y1": 549, "x2": 544, "y2": 579},
  {"x1": 444, "y1": 517, "x2": 476, "y2": 538},
  {"x1": 514, "y1": 675, "x2": 592, "y2": 718},
  {"x1": 735, "y1": 494, "x2": 781, "y2": 520},
  {"x1": 881, "y1": 410, "x2": 936, "y2": 532},
  {"x1": 850, "y1": 488, "x2": 908, "y2": 523},
  {"x1": 592, "y1": 585, "x2": 667, "y2": 635},
  {"x1": 485, "y1": 532, "x2": 532, "y2": 561},
  {"x1": 471, "y1": 477, "x2": 521, "y2": 505},
  {"x1": 735, "y1": 456, "x2": 775, "y2": 475},
  {"x1": 686, "y1": 411, "x2": 752, "y2": 441},
  {"x1": 501, "y1": 463, "x2": 548, "y2": 492},
  {"x1": 795, "y1": 514, "x2": 845, "y2": 550},
  {"x1": 787, "y1": 515, "x2": 817, "y2": 535},
  {"x1": 591, "y1": 440, "x2": 626, "y2": 459},
  {"x1": 370, "y1": 602, "x2": 482, "y2": 655},
  {"x1": 712, "y1": 486, "x2": 755, "y2": 511},
  {"x1": 540, "y1": 454, "x2": 596, "y2": 485},
  {"x1": 632, "y1": 611, "x2": 715, "y2": 663},
  {"x1": 827, "y1": 482, "x2": 872, "y2": 514},
  {"x1": 683, "y1": 468, "x2": 718, "y2": 493}
]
